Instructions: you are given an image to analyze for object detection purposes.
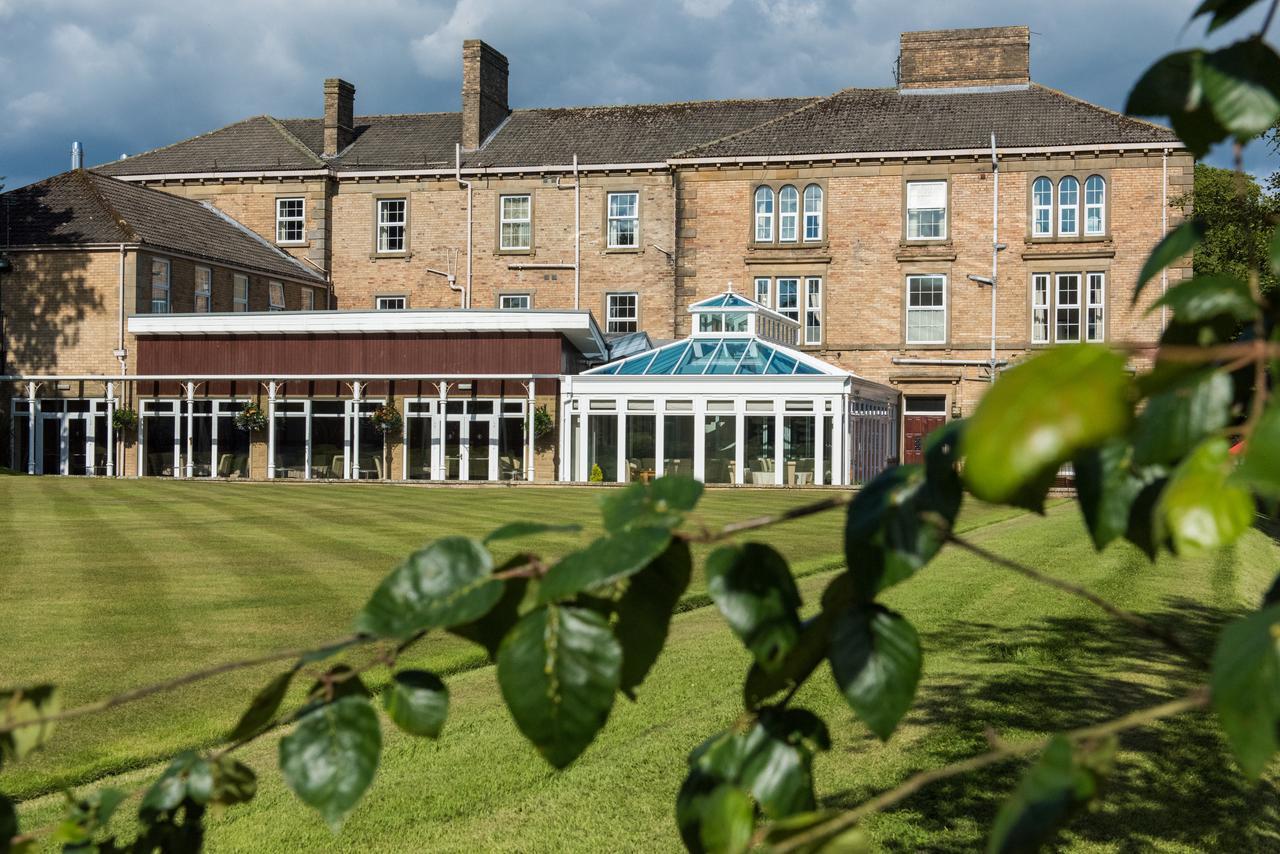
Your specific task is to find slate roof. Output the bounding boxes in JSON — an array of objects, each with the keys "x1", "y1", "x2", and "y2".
[
  {"x1": 675, "y1": 85, "x2": 1178, "y2": 159},
  {"x1": 91, "y1": 83, "x2": 1178, "y2": 178},
  {"x1": 0, "y1": 170, "x2": 326, "y2": 282}
]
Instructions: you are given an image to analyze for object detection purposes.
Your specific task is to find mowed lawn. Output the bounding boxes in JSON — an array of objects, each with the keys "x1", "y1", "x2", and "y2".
[{"x1": 3, "y1": 476, "x2": 1279, "y2": 852}]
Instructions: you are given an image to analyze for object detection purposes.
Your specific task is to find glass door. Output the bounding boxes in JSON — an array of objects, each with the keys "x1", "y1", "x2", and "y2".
[
  {"x1": 468, "y1": 417, "x2": 493, "y2": 481},
  {"x1": 40, "y1": 415, "x2": 61, "y2": 475},
  {"x1": 444, "y1": 417, "x2": 463, "y2": 480},
  {"x1": 67, "y1": 418, "x2": 88, "y2": 476}
]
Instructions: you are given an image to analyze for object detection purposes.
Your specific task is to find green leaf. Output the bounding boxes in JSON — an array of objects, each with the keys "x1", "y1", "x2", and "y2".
[
  {"x1": 1135, "y1": 220, "x2": 1207, "y2": 304},
  {"x1": 760, "y1": 811, "x2": 870, "y2": 854},
  {"x1": 0, "y1": 685, "x2": 61, "y2": 766},
  {"x1": 140, "y1": 752, "x2": 214, "y2": 817},
  {"x1": 1231, "y1": 403, "x2": 1280, "y2": 499},
  {"x1": 744, "y1": 615, "x2": 832, "y2": 709},
  {"x1": 615, "y1": 540, "x2": 692, "y2": 696},
  {"x1": 988, "y1": 735, "x2": 1110, "y2": 854},
  {"x1": 600, "y1": 475, "x2": 703, "y2": 533},
  {"x1": 1132, "y1": 370, "x2": 1234, "y2": 466},
  {"x1": 382, "y1": 670, "x2": 449, "y2": 739},
  {"x1": 1158, "y1": 436, "x2": 1254, "y2": 554},
  {"x1": 705, "y1": 543, "x2": 803, "y2": 672},
  {"x1": 278, "y1": 694, "x2": 382, "y2": 832},
  {"x1": 1194, "y1": 0, "x2": 1260, "y2": 32},
  {"x1": 210, "y1": 755, "x2": 257, "y2": 808},
  {"x1": 843, "y1": 460, "x2": 959, "y2": 602},
  {"x1": 829, "y1": 605, "x2": 922, "y2": 741},
  {"x1": 963, "y1": 346, "x2": 1130, "y2": 508},
  {"x1": 496, "y1": 604, "x2": 621, "y2": 768},
  {"x1": 1126, "y1": 50, "x2": 1228, "y2": 158},
  {"x1": 354, "y1": 536, "x2": 501, "y2": 638},
  {"x1": 448, "y1": 568, "x2": 529, "y2": 661},
  {"x1": 698, "y1": 785, "x2": 754, "y2": 854},
  {"x1": 1200, "y1": 39, "x2": 1280, "y2": 139},
  {"x1": 1073, "y1": 441, "x2": 1169, "y2": 554},
  {"x1": 1211, "y1": 604, "x2": 1280, "y2": 778},
  {"x1": 229, "y1": 670, "x2": 294, "y2": 741},
  {"x1": 537, "y1": 527, "x2": 673, "y2": 604},
  {"x1": 483, "y1": 521, "x2": 581, "y2": 544},
  {"x1": 1151, "y1": 275, "x2": 1259, "y2": 323}
]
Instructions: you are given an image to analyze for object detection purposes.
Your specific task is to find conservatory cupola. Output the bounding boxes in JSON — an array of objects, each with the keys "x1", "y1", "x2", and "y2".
[{"x1": 689, "y1": 289, "x2": 799, "y2": 346}]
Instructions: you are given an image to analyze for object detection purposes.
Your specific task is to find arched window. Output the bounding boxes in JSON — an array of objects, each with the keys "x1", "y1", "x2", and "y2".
[
  {"x1": 754, "y1": 186, "x2": 774, "y2": 242},
  {"x1": 778, "y1": 186, "x2": 799, "y2": 242},
  {"x1": 1032, "y1": 177, "x2": 1052, "y2": 237},
  {"x1": 1084, "y1": 175, "x2": 1105, "y2": 235},
  {"x1": 1058, "y1": 176, "x2": 1079, "y2": 236},
  {"x1": 803, "y1": 184, "x2": 823, "y2": 241}
]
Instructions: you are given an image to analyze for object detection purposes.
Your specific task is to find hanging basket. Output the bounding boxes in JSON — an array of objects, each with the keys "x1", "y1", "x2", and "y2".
[
  {"x1": 370, "y1": 404, "x2": 403, "y2": 435},
  {"x1": 234, "y1": 403, "x2": 269, "y2": 432},
  {"x1": 112, "y1": 407, "x2": 138, "y2": 433}
]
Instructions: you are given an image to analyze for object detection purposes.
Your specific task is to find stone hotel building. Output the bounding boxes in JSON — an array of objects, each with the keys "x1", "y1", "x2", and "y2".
[{"x1": 0, "y1": 25, "x2": 1190, "y2": 485}]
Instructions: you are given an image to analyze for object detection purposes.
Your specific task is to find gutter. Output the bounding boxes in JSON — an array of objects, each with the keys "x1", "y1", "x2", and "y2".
[{"x1": 892, "y1": 357, "x2": 1010, "y2": 367}]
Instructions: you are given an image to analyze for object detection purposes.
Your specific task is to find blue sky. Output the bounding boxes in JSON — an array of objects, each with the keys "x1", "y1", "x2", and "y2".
[{"x1": 0, "y1": 0, "x2": 1275, "y2": 190}]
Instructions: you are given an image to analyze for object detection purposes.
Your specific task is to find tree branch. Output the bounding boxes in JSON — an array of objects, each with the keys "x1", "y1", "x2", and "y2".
[
  {"x1": 681, "y1": 494, "x2": 854, "y2": 545},
  {"x1": 945, "y1": 534, "x2": 1209, "y2": 669},
  {"x1": 768, "y1": 686, "x2": 1210, "y2": 853}
]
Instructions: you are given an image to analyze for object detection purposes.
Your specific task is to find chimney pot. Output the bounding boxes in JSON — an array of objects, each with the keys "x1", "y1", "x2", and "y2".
[
  {"x1": 897, "y1": 26, "x2": 1030, "y2": 90},
  {"x1": 461, "y1": 40, "x2": 510, "y2": 150},
  {"x1": 324, "y1": 78, "x2": 356, "y2": 157}
]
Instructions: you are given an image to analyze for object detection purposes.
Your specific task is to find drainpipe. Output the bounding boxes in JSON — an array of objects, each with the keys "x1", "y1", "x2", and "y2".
[
  {"x1": 574, "y1": 154, "x2": 580, "y2": 310},
  {"x1": 989, "y1": 133, "x2": 999, "y2": 382},
  {"x1": 456, "y1": 144, "x2": 473, "y2": 309},
  {"x1": 116, "y1": 244, "x2": 127, "y2": 375},
  {"x1": 1161, "y1": 148, "x2": 1169, "y2": 328}
]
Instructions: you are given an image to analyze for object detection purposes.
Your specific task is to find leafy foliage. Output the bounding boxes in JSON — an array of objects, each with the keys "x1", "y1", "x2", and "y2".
[{"x1": 988, "y1": 736, "x2": 1113, "y2": 854}]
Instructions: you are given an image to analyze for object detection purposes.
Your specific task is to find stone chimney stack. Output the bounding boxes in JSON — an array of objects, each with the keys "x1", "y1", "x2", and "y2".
[
  {"x1": 897, "y1": 26, "x2": 1030, "y2": 90},
  {"x1": 324, "y1": 78, "x2": 356, "y2": 157},
  {"x1": 461, "y1": 40, "x2": 510, "y2": 150}
]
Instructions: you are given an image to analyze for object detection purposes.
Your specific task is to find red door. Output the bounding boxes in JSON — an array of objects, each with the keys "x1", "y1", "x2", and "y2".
[{"x1": 903, "y1": 415, "x2": 946, "y2": 465}]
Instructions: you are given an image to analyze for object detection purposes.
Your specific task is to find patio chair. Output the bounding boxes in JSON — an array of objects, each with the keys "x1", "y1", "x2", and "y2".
[
  {"x1": 329, "y1": 455, "x2": 345, "y2": 479},
  {"x1": 216, "y1": 454, "x2": 234, "y2": 478}
]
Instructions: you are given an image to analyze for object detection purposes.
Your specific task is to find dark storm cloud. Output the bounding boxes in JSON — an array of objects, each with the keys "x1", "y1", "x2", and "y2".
[{"x1": 0, "y1": 0, "x2": 1274, "y2": 190}]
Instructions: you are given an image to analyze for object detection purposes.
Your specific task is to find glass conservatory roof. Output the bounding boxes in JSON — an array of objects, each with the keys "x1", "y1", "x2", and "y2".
[
  {"x1": 689, "y1": 293, "x2": 759, "y2": 310},
  {"x1": 583, "y1": 336, "x2": 832, "y2": 376}
]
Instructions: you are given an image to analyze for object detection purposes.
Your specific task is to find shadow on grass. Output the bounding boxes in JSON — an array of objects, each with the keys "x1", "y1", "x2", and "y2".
[{"x1": 821, "y1": 597, "x2": 1280, "y2": 852}]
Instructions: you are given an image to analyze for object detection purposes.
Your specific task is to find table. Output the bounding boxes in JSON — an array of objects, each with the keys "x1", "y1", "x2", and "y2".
[{"x1": 638, "y1": 469, "x2": 655, "y2": 484}]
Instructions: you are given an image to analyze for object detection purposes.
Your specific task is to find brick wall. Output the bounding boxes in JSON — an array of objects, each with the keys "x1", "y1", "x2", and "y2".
[{"x1": 134, "y1": 250, "x2": 323, "y2": 314}]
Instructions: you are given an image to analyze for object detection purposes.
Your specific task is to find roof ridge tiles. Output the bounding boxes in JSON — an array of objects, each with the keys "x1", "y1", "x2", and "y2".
[
  {"x1": 509, "y1": 94, "x2": 819, "y2": 115},
  {"x1": 263, "y1": 115, "x2": 326, "y2": 165},
  {"x1": 74, "y1": 169, "x2": 139, "y2": 242},
  {"x1": 670, "y1": 90, "x2": 841, "y2": 158},
  {"x1": 196, "y1": 200, "x2": 326, "y2": 282}
]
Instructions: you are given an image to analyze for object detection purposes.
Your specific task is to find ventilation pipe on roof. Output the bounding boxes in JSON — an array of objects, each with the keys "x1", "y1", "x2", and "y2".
[
  {"x1": 71, "y1": 142, "x2": 83, "y2": 170},
  {"x1": 456, "y1": 143, "x2": 473, "y2": 308}
]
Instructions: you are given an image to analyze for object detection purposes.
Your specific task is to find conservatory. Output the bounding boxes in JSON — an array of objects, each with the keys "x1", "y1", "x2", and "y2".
[{"x1": 559, "y1": 291, "x2": 899, "y2": 486}]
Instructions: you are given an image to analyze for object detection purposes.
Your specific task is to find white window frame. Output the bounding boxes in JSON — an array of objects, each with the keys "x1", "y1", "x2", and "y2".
[
  {"x1": 803, "y1": 277, "x2": 822, "y2": 345},
  {"x1": 301, "y1": 288, "x2": 315, "y2": 311},
  {"x1": 1058, "y1": 177, "x2": 1079, "y2": 237},
  {"x1": 1032, "y1": 177, "x2": 1053, "y2": 237},
  {"x1": 268, "y1": 280, "x2": 285, "y2": 312},
  {"x1": 500, "y1": 293, "x2": 531, "y2": 310},
  {"x1": 1086, "y1": 272, "x2": 1105, "y2": 342},
  {"x1": 753, "y1": 277, "x2": 771, "y2": 308},
  {"x1": 194, "y1": 266, "x2": 212, "y2": 313},
  {"x1": 803, "y1": 184, "x2": 823, "y2": 242},
  {"x1": 906, "y1": 274, "x2": 947, "y2": 345},
  {"x1": 150, "y1": 258, "x2": 171, "y2": 314},
  {"x1": 1055, "y1": 273, "x2": 1081, "y2": 342},
  {"x1": 376, "y1": 198, "x2": 407, "y2": 254},
  {"x1": 606, "y1": 292, "x2": 638, "y2": 333},
  {"x1": 754, "y1": 186, "x2": 774, "y2": 242},
  {"x1": 778, "y1": 185, "x2": 799, "y2": 243},
  {"x1": 233, "y1": 274, "x2": 249, "y2": 312},
  {"x1": 376, "y1": 295, "x2": 407, "y2": 311},
  {"x1": 906, "y1": 180, "x2": 947, "y2": 241},
  {"x1": 606, "y1": 191, "x2": 639, "y2": 249},
  {"x1": 776, "y1": 278, "x2": 799, "y2": 323},
  {"x1": 500, "y1": 194, "x2": 532, "y2": 251},
  {"x1": 1032, "y1": 273, "x2": 1050, "y2": 344},
  {"x1": 1084, "y1": 175, "x2": 1106, "y2": 236},
  {"x1": 276, "y1": 197, "x2": 306, "y2": 244}
]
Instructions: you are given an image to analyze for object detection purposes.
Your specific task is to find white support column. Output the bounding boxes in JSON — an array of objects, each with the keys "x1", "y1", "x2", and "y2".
[
  {"x1": 437, "y1": 382, "x2": 449, "y2": 480},
  {"x1": 526, "y1": 381, "x2": 536, "y2": 482},
  {"x1": 654, "y1": 404, "x2": 665, "y2": 478},
  {"x1": 814, "y1": 400, "x2": 825, "y2": 488},
  {"x1": 558, "y1": 392, "x2": 570, "y2": 482},
  {"x1": 26, "y1": 382, "x2": 37, "y2": 475},
  {"x1": 837, "y1": 392, "x2": 851, "y2": 486},
  {"x1": 184, "y1": 382, "x2": 196, "y2": 479},
  {"x1": 773, "y1": 411, "x2": 784, "y2": 486},
  {"x1": 615, "y1": 405, "x2": 626, "y2": 484},
  {"x1": 693, "y1": 398, "x2": 706, "y2": 482},
  {"x1": 733, "y1": 407, "x2": 745, "y2": 486},
  {"x1": 350, "y1": 381, "x2": 363, "y2": 480},
  {"x1": 266, "y1": 381, "x2": 279, "y2": 480},
  {"x1": 106, "y1": 382, "x2": 116, "y2": 478},
  {"x1": 577, "y1": 405, "x2": 589, "y2": 482}
]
